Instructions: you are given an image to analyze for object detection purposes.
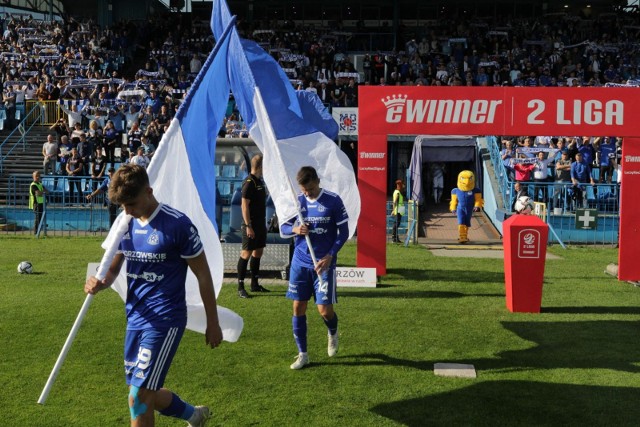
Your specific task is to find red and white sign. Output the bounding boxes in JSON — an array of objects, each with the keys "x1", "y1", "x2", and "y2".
[
  {"x1": 336, "y1": 267, "x2": 377, "y2": 288},
  {"x1": 618, "y1": 137, "x2": 640, "y2": 281},
  {"x1": 357, "y1": 86, "x2": 640, "y2": 279}
]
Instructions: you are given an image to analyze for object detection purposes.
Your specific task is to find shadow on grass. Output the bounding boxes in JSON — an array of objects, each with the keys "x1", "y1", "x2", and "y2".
[
  {"x1": 344, "y1": 320, "x2": 640, "y2": 374},
  {"x1": 371, "y1": 381, "x2": 640, "y2": 426},
  {"x1": 543, "y1": 306, "x2": 640, "y2": 315},
  {"x1": 343, "y1": 290, "x2": 504, "y2": 299},
  {"x1": 385, "y1": 268, "x2": 504, "y2": 284}
]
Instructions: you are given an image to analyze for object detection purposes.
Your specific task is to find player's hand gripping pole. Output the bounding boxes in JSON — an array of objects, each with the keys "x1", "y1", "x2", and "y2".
[{"x1": 38, "y1": 215, "x2": 131, "y2": 404}]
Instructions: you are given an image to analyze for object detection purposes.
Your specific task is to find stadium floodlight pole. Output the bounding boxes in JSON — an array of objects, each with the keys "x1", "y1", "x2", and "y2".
[
  {"x1": 38, "y1": 214, "x2": 132, "y2": 405},
  {"x1": 254, "y1": 89, "x2": 325, "y2": 285}
]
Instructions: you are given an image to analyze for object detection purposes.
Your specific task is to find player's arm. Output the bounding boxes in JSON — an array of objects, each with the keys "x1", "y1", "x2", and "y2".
[
  {"x1": 84, "y1": 253, "x2": 124, "y2": 294},
  {"x1": 187, "y1": 252, "x2": 222, "y2": 348}
]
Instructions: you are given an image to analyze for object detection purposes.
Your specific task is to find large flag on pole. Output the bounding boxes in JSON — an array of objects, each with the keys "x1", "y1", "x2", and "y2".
[
  {"x1": 211, "y1": 0, "x2": 360, "y2": 237},
  {"x1": 107, "y1": 16, "x2": 243, "y2": 342}
]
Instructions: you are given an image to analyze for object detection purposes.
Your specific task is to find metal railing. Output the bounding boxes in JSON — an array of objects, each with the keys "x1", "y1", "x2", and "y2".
[
  {"x1": 0, "y1": 103, "x2": 44, "y2": 175},
  {"x1": 2, "y1": 174, "x2": 114, "y2": 236},
  {"x1": 25, "y1": 100, "x2": 63, "y2": 126},
  {"x1": 487, "y1": 135, "x2": 620, "y2": 245}
]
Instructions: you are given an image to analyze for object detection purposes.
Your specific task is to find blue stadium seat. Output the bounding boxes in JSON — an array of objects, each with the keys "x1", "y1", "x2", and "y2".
[
  {"x1": 217, "y1": 180, "x2": 231, "y2": 198},
  {"x1": 585, "y1": 185, "x2": 597, "y2": 209},
  {"x1": 222, "y1": 164, "x2": 236, "y2": 177},
  {"x1": 228, "y1": 188, "x2": 243, "y2": 232}
]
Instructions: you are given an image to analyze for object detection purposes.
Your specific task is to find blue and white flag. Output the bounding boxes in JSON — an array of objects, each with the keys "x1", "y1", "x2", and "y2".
[
  {"x1": 106, "y1": 17, "x2": 243, "y2": 342},
  {"x1": 211, "y1": 0, "x2": 360, "y2": 237}
]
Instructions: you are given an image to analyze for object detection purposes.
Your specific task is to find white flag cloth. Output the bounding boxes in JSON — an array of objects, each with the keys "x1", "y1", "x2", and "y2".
[
  {"x1": 211, "y1": 0, "x2": 361, "y2": 237},
  {"x1": 102, "y1": 19, "x2": 243, "y2": 342}
]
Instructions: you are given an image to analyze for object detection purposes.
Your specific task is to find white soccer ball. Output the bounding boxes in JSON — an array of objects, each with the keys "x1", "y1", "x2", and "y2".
[
  {"x1": 17, "y1": 261, "x2": 33, "y2": 274},
  {"x1": 515, "y1": 196, "x2": 534, "y2": 214}
]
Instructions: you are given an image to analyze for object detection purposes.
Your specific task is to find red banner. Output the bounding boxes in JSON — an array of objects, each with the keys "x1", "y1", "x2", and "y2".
[
  {"x1": 360, "y1": 86, "x2": 640, "y2": 137},
  {"x1": 618, "y1": 137, "x2": 640, "y2": 281},
  {"x1": 358, "y1": 86, "x2": 640, "y2": 278}
]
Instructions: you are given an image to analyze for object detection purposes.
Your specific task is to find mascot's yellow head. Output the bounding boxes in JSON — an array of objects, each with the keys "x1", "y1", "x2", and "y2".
[{"x1": 457, "y1": 170, "x2": 475, "y2": 191}]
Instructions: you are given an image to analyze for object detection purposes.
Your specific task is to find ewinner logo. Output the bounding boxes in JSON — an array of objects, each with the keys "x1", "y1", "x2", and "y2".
[{"x1": 382, "y1": 94, "x2": 502, "y2": 124}]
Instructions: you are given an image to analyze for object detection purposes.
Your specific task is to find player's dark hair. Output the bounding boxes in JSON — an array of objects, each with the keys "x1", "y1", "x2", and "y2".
[
  {"x1": 296, "y1": 166, "x2": 319, "y2": 186},
  {"x1": 108, "y1": 164, "x2": 149, "y2": 205}
]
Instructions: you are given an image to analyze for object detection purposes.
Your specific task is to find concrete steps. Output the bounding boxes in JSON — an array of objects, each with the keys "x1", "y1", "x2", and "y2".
[{"x1": 0, "y1": 127, "x2": 52, "y2": 204}]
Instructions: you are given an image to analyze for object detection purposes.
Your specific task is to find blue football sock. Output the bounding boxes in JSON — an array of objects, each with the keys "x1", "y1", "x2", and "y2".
[
  {"x1": 159, "y1": 392, "x2": 194, "y2": 420},
  {"x1": 292, "y1": 315, "x2": 308, "y2": 353},
  {"x1": 323, "y1": 313, "x2": 338, "y2": 335}
]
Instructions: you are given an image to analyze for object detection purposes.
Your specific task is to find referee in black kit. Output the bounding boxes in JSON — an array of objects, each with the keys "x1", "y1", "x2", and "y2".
[{"x1": 237, "y1": 154, "x2": 270, "y2": 298}]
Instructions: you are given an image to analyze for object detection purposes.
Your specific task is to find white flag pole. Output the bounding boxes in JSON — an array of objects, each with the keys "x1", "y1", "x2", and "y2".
[
  {"x1": 254, "y1": 89, "x2": 325, "y2": 284},
  {"x1": 38, "y1": 214, "x2": 132, "y2": 405}
]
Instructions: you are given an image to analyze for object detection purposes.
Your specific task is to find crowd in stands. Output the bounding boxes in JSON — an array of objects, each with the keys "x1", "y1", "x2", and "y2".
[
  {"x1": 1, "y1": 7, "x2": 638, "y2": 192},
  {"x1": 499, "y1": 135, "x2": 622, "y2": 212}
]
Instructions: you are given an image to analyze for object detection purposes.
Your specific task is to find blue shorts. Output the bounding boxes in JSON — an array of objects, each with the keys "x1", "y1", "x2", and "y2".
[
  {"x1": 124, "y1": 326, "x2": 184, "y2": 391},
  {"x1": 286, "y1": 263, "x2": 337, "y2": 305}
]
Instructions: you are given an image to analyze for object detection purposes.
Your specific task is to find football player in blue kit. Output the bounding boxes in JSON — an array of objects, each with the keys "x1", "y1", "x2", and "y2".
[
  {"x1": 280, "y1": 166, "x2": 349, "y2": 370},
  {"x1": 85, "y1": 164, "x2": 222, "y2": 427}
]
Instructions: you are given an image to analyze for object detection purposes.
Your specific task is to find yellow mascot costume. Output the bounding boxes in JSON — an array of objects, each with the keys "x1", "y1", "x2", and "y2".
[{"x1": 449, "y1": 170, "x2": 484, "y2": 243}]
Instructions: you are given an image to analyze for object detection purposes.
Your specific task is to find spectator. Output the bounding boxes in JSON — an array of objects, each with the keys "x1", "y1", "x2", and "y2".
[
  {"x1": 532, "y1": 150, "x2": 557, "y2": 203},
  {"x1": 90, "y1": 147, "x2": 107, "y2": 192},
  {"x1": 500, "y1": 139, "x2": 516, "y2": 180},
  {"x1": 144, "y1": 122, "x2": 161, "y2": 147},
  {"x1": 190, "y1": 53, "x2": 202, "y2": 74},
  {"x1": 49, "y1": 118, "x2": 70, "y2": 144},
  {"x1": 513, "y1": 155, "x2": 536, "y2": 182},
  {"x1": 553, "y1": 149, "x2": 572, "y2": 210},
  {"x1": 155, "y1": 104, "x2": 172, "y2": 127},
  {"x1": 597, "y1": 136, "x2": 616, "y2": 184},
  {"x1": 511, "y1": 181, "x2": 529, "y2": 212},
  {"x1": 127, "y1": 121, "x2": 143, "y2": 153},
  {"x1": 70, "y1": 122, "x2": 84, "y2": 145},
  {"x1": 139, "y1": 135, "x2": 155, "y2": 158},
  {"x1": 22, "y1": 77, "x2": 37, "y2": 100},
  {"x1": 65, "y1": 146, "x2": 84, "y2": 205},
  {"x1": 87, "y1": 119, "x2": 104, "y2": 153},
  {"x1": 130, "y1": 146, "x2": 150, "y2": 169},
  {"x1": 344, "y1": 78, "x2": 358, "y2": 107},
  {"x1": 570, "y1": 152, "x2": 595, "y2": 209},
  {"x1": 42, "y1": 134, "x2": 58, "y2": 176},
  {"x1": 578, "y1": 136, "x2": 597, "y2": 166},
  {"x1": 144, "y1": 90, "x2": 162, "y2": 115},
  {"x1": 103, "y1": 120, "x2": 119, "y2": 168},
  {"x1": 3, "y1": 85, "x2": 16, "y2": 129},
  {"x1": 35, "y1": 82, "x2": 50, "y2": 102},
  {"x1": 57, "y1": 135, "x2": 73, "y2": 176},
  {"x1": 76, "y1": 133, "x2": 92, "y2": 176}
]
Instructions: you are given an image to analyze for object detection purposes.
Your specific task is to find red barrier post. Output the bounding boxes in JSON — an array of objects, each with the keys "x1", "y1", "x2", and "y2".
[{"x1": 503, "y1": 214, "x2": 549, "y2": 313}]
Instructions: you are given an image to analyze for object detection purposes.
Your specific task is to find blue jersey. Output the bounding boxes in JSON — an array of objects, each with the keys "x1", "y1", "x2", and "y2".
[
  {"x1": 118, "y1": 203, "x2": 203, "y2": 330},
  {"x1": 599, "y1": 142, "x2": 616, "y2": 166},
  {"x1": 282, "y1": 189, "x2": 349, "y2": 268}
]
